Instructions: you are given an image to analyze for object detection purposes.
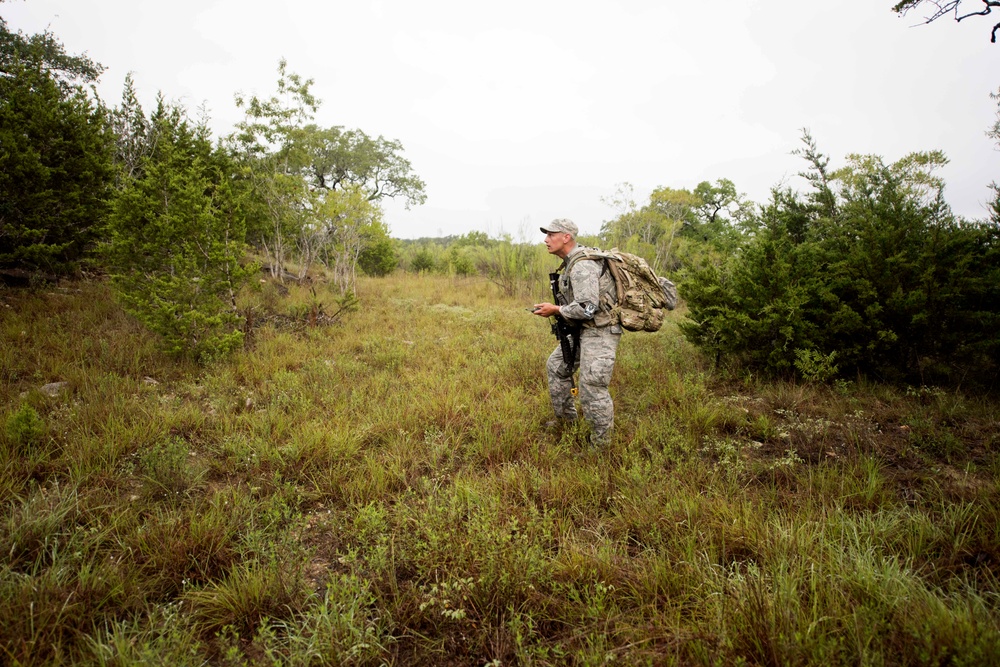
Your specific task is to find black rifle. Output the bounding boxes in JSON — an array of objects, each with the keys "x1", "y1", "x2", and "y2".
[{"x1": 549, "y1": 271, "x2": 581, "y2": 396}]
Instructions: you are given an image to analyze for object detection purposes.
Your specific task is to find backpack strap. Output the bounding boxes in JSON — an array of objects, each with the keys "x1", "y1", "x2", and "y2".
[{"x1": 561, "y1": 248, "x2": 622, "y2": 322}]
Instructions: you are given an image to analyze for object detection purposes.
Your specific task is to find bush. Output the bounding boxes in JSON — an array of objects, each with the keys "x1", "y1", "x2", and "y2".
[
  {"x1": 104, "y1": 102, "x2": 254, "y2": 360},
  {"x1": 480, "y1": 237, "x2": 547, "y2": 297},
  {"x1": 358, "y1": 236, "x2": 398, "y2": 276},
  {"x1": 5, "y1": 404, "x2": 45, "y2": 448},
  {"x1": 447, "y1": 246, "x2": 477, "y2": 276},
  {"x1": 681, "y1": 135, "x2": 1000, "y2": 385},
  {"x1": 411, "y1": 248, "x2": 437, "y2": 273},
  {"x1": 0, "y1": 58, "x2": 113, "y2": 274}
]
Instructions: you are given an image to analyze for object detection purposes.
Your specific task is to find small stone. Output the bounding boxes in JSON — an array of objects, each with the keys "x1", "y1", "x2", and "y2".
[{"x1": 40, "y1": 382, "x2": 69, "y2": 397}]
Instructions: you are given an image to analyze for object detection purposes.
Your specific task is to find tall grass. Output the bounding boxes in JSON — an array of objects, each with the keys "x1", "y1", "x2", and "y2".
[{"x1": 1, "y1": 274, "x2": 999, "y2": 665}]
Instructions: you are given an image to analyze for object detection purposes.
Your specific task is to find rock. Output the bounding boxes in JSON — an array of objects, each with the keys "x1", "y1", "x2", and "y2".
[{"x1": 40, "y1": 382, "x2": 69, "y2": 397}]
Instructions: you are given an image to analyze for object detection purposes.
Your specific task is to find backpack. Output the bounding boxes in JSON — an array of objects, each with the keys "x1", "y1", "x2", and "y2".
[{"x1": 568, "y1": 248, "x2": 678, "y2": 333}]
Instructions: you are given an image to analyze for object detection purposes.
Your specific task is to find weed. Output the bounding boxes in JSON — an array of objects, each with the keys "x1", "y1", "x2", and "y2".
[
  {"x1": 794, "y1": 348, "x2": 840, "y2": 383},
  {"x1": 264, "y1": 574, "x2": 390, "y2": 664},
  {"x1": 419, "y1": 576, "x2": 477, "y2": 621},
  {"x1": 138, "y1": 435, "x2": 207, "y2": 499}
]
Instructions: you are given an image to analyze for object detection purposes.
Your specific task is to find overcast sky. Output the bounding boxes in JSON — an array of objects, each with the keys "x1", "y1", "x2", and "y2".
[{"x1": 5, "y1": 0, "x2": 999, "y2": 239}]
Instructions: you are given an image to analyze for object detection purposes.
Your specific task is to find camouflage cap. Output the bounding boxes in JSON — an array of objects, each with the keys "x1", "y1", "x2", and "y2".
[{"x1": 540, "y1": 218, "x2": 579, "y2": 237}]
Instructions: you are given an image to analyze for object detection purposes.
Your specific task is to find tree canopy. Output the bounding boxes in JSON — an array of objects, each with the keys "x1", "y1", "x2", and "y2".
[
  {"x1": 302, "y1": 125, "x2": 427, "y2": 208},
  {"x1": 0, "y1": 15, "x2": 104, "y2": 86},
  {"x1": 599, "y1": 179, "x2": 756, "y2": 273},
  {"x1": 680, "y1": 132, "x2": 1000, "y2": 385},
  {"x1": 0, "y1": 17, "x2": 113, "y2": 274},
  {"x1": 227, "y1": 60, "x2": 414, "y2": 287}
]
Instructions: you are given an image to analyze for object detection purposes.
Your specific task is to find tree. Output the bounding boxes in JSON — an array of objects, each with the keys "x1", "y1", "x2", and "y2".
[
  {"x1": 692, "y1": 179, "x2": 759, "y2": 240},
  {"x1": 645, "y1": 187, "x2": 699, "y2": 271},
  {"x1": 228, "y1": 59, "x2": 319, "y2": 279},
  {"x1": 109, "y1": 74, "x2": 153, "y2": 186},
  {"x1": 227, "y1": 60, "x2": 424, "y2": 284},
  {"x1": 989, "y1": 88, "x2": 1000, "y2": 219},
  {"x1": 313, "y1": 185, "x2": 386, "y2": 293},
  {"x1": 681, "y1": 132, "x2": 1000, "y2": 385},
  {"x1": 358, "y1": 233, "x2": 398, "y2": 277},
  {"x1": 105, "y1": 102, "x2": 254, "y2": 359},
  {"x1": 302, "y1": 125, "x2": 426, "y2": 208},
  {"x1": 600, "y1": 183, "x2": 680, "y2": 270},
  {"x1": 0, "y1": 24, "x2": 113, "y2": 275},
  {"x1": 0, "y1": 16, "x2": 103, "y2": 87},
  {"x1": 893, "y1": 1, "x2": 1000, "y2": 43},
  {"x1": 480, "y1": 234, "x2": 546, "y2": 297},
  {"x1": 600, "y1": 180, "x2": 755, "y2": 273},
  {"x1": 410, "y1": 247, "x2": 437, "y2": 273}
]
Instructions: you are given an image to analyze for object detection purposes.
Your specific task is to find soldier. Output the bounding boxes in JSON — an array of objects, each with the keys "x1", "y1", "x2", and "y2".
[{"x1": 532, "y1": 219, "x2": 621, "y2": 446}]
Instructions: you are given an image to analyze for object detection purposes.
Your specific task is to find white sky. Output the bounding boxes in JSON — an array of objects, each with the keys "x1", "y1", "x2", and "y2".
[{"x1": 4, "y1": 0, "x2": 999, "y2": 239}]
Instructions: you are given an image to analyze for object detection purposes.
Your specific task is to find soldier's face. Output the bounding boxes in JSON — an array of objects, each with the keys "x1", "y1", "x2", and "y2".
[{"x1": 544, "y1": 231, "x2": 572, "y2": 257}]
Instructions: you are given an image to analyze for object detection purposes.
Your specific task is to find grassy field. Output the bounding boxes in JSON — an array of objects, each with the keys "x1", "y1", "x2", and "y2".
[{"x1": 2, "y1": 273, "x2": 999, "y2": 666}]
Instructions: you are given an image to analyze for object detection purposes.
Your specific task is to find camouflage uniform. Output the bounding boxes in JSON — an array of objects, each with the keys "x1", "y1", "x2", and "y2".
[{"x1": 546, "y1": 245, "x2": 622, "y2": 443}]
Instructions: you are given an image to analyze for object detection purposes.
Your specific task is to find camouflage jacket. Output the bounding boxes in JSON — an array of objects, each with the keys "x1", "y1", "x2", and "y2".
[{"x1": 556, "y1": 246, "x2": 619, "y2": 329}]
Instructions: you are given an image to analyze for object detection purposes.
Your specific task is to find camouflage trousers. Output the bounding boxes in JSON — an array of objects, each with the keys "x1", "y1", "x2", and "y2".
[{"x1": 546, "y1": 325, "x2": 621, "y2": 442}]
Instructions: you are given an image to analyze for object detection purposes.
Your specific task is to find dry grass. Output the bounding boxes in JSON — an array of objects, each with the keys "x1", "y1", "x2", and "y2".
[{"x1": 1, "y1": 274, "x2": 999, "y2": 665}]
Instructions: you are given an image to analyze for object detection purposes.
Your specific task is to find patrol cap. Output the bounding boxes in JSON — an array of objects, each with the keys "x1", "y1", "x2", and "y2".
[{"x1": 540, "y1": 218, "x2": 579, "y2": 237}]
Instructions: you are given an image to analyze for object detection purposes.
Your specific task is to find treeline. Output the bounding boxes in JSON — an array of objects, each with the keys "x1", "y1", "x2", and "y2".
[
  {"x1": 682, "y1": 134, "x2": 1000, "y2": 387},
  {"x1": 3, "y1": 17, "x2": 999, "y2": 386},
  {"x1": 1, "y1": 20, "x2": 421, "y2": 358},
  {"x1": 394, "y1": 135, "x2": 1000, "y2": 388},
  {"x1": 591, "y1": 129, "x2": 1000, "y2": 388}
]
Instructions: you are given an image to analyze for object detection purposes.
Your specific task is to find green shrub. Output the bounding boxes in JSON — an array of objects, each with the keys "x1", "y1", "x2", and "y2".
[
  {"x1": 358, "y1": 235, "x2": 398, "y2": 276},
  {"x1": 411, "y1": 248, "x2": 437, "y2": 272},
  {"x1": 139, "y1": 436, "x2": 207, "y2": 498},
  {"x1": 0, "y1": 56, "x2": 113, "y2": 274},
  {"x1": 104, "y1": 102, "x2": 254, "y2": 360},
  {"x1": 480, "y1": 237, "x2": 547, "y2": 297},
  {"x1": 681, "y1": 134, "x2": 1000, "y2": 385},
  {"x1": 5, "y1": 404, "x2": 45, "y2": 448},
  {"x1": 447, "y1": 246, "x2": 477, "y2": 276}
]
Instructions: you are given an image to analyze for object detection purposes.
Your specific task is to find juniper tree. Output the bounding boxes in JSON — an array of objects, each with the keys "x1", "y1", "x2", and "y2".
[
  {"x1": 0, "y1": 19, "x2": 113, "y2": 274},
  {"x1": 681, "y1": 132, "x2": 1000, "y2": 385},
  {"x1": 105, "y1": 102, "x2": 254, "y2": 360}
]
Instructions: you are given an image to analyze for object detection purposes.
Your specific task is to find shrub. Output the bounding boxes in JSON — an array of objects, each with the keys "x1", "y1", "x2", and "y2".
[
  {"x1": 411, "y1": 248, "x2": 437, "y2": 273},
  {"x1": 480, "y1": 237, "x2": 546, "y2": 297},
  {"x1": 681, "y1": 134, "x2": 1000, "y2": 385},
  {"x1": 0, "y1": 56, "x2": 113, "y2": 274},
  {"x1": 447, "y1": 246, "x2": 477, "y2": 276},
  {"x1": 358, "y1": 236, "x2": 398, "y2": 276},
  {"x1": 5, "y1": 404, "x2": 45, "y2": 448},
  {"x1": 104, "y1": 101, "x2": 254, "y2": 360}
]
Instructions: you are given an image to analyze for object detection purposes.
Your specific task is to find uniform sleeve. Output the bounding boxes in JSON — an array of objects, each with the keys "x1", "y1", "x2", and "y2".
[{"x1": 560, "y1": 259, "x2": 602, "y2": 321}]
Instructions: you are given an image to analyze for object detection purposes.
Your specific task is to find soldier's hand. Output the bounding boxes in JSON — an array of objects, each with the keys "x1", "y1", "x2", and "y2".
[{"x1": 532, "y1": 303, "x2": 560, "y2": 317}]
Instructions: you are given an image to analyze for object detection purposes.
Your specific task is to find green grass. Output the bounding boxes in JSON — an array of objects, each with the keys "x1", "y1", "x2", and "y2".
[{"x1": 1, "y1": 274, "x2": 999, "y2": 665}]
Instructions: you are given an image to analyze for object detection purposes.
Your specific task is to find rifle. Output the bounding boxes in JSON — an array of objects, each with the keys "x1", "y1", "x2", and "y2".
[{"x1": 549, "y1": 271, "x2": 580, "y2": 397}]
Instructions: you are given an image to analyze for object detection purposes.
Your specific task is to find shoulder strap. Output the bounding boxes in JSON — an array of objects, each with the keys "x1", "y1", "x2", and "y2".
[
  {"x1": 561, "y1": 248, "x2": 621, "y2": 318},
  {"x1": 562, "y1": 247, "x2": 610, "y2": 274}
]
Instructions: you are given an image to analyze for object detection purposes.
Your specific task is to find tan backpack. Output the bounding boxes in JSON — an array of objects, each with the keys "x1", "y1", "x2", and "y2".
[{"x1": 568, "y1": 248, "x2": 677, "y2": 332}]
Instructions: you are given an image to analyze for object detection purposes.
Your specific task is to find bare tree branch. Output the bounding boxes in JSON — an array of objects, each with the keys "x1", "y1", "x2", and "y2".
[{"x1": 894, "y1": 0, "x2": 1000, "y2": 42}]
